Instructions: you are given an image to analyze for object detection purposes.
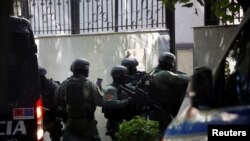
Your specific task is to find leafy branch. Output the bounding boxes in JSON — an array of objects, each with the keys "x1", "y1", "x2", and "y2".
[{"x1": 162, "y1": 0, "x2": 242, "y2": 24}]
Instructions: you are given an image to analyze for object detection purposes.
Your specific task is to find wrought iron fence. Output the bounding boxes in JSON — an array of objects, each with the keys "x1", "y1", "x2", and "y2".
[{"x1": 13, "y1": 0, "x2": 167, "y2": 35}]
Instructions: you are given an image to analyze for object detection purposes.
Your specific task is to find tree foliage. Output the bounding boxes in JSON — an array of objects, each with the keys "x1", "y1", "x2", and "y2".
[{"x1": 163, "y1": 0, "x2": 243, "y2": 24}]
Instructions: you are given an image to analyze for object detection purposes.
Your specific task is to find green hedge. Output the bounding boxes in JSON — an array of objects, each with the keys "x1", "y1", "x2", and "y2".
[{"x1": 115, "y1": 116, "x2": 160, "y2": 141}]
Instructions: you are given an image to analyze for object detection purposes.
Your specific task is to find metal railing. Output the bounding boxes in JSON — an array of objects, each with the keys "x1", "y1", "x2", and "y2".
[{"x1": 13, "y1": 0, "x2": 167, "y2": 35}]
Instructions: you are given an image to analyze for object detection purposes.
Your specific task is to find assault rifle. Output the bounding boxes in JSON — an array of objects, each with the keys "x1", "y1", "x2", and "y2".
[
  {"x1": 135, "y1": 69, "x2": 155, "y2": 91},
  {"x1": 119, "y1": 85, "x2": 162, "y2": 110}
]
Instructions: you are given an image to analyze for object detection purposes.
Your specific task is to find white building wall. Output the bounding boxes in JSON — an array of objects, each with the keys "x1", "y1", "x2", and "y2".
[
  {"x1": 175, "y1": 0, "x2": 204, "y2": 74},
  {"x1": 36, "y1": 30, "x2": 169, "y2": 85},
  {"x1": 193, "y1": 25, "x2": 238, "y2": 70},
  {"x1": 175, "y1": 1, "x2": 204, "y2": 43},
  {"x1": 36, "y1": 30, "x2": 169, "y2": 141}
]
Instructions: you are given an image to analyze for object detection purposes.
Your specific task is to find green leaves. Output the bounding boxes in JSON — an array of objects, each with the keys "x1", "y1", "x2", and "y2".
[
  {"x1": 115, "y1": 116, "x2": 160, "y2": 141},
  {"x1": 163, "y1": 0, "x2": 177, "y2": 12},
  {"x1": 162, "y1": 0, "x2": 241, "y2": 24},
  {"x1": 220, "y1": 0, "x2": 230, "y2": 8},
  {"x1": 214, "y1": 0, "x2": 240, "y2": 24}
]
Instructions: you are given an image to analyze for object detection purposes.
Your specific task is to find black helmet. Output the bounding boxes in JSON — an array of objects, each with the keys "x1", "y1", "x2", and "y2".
[
  {"x1": 121, "y1": 58, "x2": 138, "y2": 68},
  {"x1": 158, "y1": 52, "x2": 176, "y2": 70},
  {"x1": 158, "y1": 52, "x2": 176, "y2": 63},
  {"x1": 111, "y1": 65, "x2": 128, "y2": 79},
  {"x1": 39, "y1": 66, "x2": 47, "y2": 76},
  {"x1": 70, "y1": 58, "x2": 90, "y2": 73}
]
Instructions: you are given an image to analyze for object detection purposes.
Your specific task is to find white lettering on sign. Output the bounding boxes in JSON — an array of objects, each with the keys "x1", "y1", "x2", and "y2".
[
  {"x1": 0, "y1": 121, "x2": 27, "y2": 135},
  {"x1": 12, "y1": 121, "x2": 26, "y2": 135},
  {"x1": 0, "y1": 121, "x2": 6, "y2": 136},
  {"x1": 6, "y1": 121, "x2": 12, "y2": 135}
]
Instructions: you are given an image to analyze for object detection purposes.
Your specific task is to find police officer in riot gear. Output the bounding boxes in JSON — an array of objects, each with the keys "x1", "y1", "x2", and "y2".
[
  {"x1": 121, "y1": 58, "x2": 138, "y2": 75},
  {"x1": 103, "y1": 65, "x2": 136, "y2": 141},
  {"x1": 54, "y1": 58, "x2": 103, "y2": 141},
  {"x1": 121, "y1": 58, "x2": 146, "y2": 86},
  {"x1": 149, "y1": 52, "x2": 190, "y2": 139},
  {"x1": 39, "y1": 66, "x2": 62, "y2": 141},
  {"x1": 121, "y1": 58, "x2": 148, "y2": 115},
  {"x1": 157, "y1": 52, "x2": 176, "y2": 72}
]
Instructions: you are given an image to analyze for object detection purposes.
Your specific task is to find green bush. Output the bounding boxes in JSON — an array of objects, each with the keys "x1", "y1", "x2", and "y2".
[{"x1": 115, "y1": 116, "x2": 160, "y2": 141}]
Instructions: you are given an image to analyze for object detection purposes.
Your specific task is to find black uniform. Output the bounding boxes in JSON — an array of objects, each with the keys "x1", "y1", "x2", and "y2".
[
  {"x1": 39, "y1": 67, "x2": 62, "y2": 141},
  {"x1": 147, "y1": 52, "x2": 190, "y2": 139}
]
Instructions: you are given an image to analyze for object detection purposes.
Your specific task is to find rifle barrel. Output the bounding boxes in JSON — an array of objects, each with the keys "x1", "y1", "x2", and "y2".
[{"x1": 119, "y1": 85, "x2": 136, "y2": 95}]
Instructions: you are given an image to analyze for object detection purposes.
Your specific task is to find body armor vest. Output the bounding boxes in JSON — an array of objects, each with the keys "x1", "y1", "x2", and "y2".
[{"x1": 65, "y1": 77, "x2": 94, "y2": 120}]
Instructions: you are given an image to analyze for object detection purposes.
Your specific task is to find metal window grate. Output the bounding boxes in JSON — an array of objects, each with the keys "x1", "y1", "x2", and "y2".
[{"x1": 13, "y1": 0, "x2": 167, "y2": 35}]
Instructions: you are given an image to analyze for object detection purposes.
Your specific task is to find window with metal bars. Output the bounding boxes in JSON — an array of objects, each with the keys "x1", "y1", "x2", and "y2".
[{"x1": 13, "y1": 0, "x2": 168, "y2": 35}]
